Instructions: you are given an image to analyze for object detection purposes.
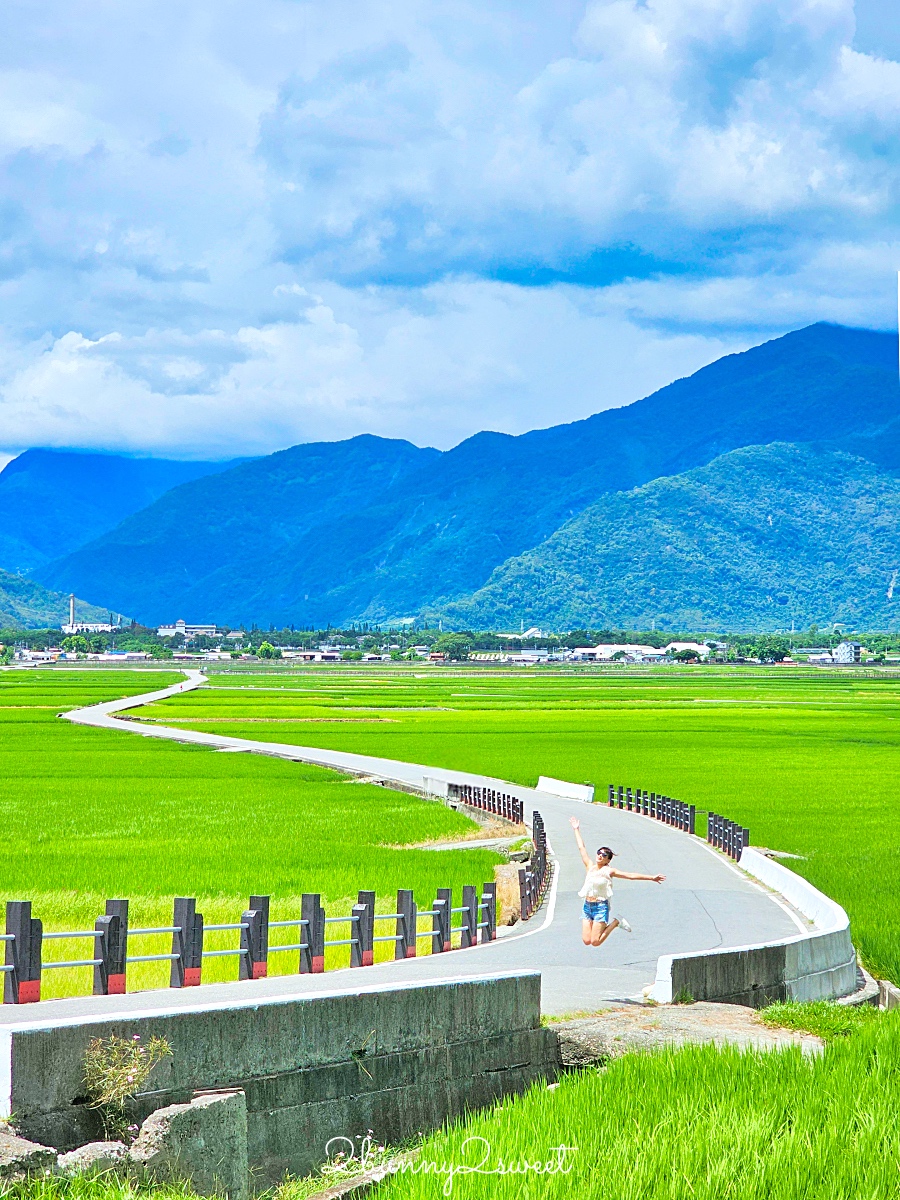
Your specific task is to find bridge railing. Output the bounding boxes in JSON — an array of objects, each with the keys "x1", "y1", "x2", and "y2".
[
  {"x1": 607, "y1": 785, "x2": 749, "y2": 861},
  {"x1": 448, "y1": 782, "x2": 524, "y2": 824},
  {"x1": 2, "y1": 882, "x2": 499, "y2": 1005}
]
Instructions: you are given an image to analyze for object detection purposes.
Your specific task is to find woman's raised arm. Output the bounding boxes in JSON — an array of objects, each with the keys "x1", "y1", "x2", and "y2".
[{"x1": 569, "y1": 816, "x2": 593, "y2": 870}]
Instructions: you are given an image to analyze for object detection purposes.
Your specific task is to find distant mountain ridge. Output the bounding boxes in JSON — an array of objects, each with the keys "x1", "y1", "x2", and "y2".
[
  {"x1": 0, "y1": 449, "x2": 242, "y2": 576},
  {"x1": 31, "y1": 323, "x2": 900, "y2": 629},
  {"x1": 442, "y1": 443, "x2": 900, "y2": 632}
]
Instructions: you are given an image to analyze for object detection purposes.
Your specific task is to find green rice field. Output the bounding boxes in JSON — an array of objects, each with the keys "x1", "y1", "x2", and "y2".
[
  {"x1": 143, "y1": 665, "x2": 900, "y2": 982},
  {"x1": 371, "y1": 1009, "x2": 900, "y2": 1200},
  {"x1": 0, "y1": 669, "x2": 501, "y2": 998}
]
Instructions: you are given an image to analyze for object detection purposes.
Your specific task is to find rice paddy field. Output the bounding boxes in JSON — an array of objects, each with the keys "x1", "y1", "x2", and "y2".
[
  {"x1": 0, "y1": 669, "x2": 502, "y2": 998},
  {"x1": 142, "y1": 664, "x2": 900, "y2": 983},
  {"x1": 5, "y1": 663, "x2": 900, "y2": 1200},
  {"x1": 371, "y1": 1008, "x2": 900, "y2": 1200}
]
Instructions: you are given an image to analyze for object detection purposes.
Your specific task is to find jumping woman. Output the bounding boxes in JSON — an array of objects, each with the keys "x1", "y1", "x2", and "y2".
[{"x1": 569, "y1": 816, "x2": 665, "y2": 947}]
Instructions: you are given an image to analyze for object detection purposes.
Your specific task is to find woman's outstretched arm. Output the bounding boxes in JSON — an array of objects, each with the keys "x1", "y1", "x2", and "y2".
[
  {"x1": 568, "y1": 816, "x2": 593, "y2": 870},
  {"x1": 610, "y1": 869, "x2": 666, "y2": 883}
]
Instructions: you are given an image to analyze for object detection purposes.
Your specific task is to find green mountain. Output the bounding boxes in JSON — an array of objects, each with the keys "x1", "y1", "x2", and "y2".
[
  {"x1": 0, "y1": 449, "x2": 241, "y2": 576},
  {"x1": 443, "y1": 444, "x2": 900, "y2": 633},
  {"x1": 36, "y1": 323, "x2": 900, "y2": 627},
  {"x1": 0, "y1": 570, "x2": 109, "y2": 631}
]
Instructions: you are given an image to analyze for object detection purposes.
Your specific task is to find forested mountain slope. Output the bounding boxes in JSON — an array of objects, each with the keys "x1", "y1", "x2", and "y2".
[
  {"x1": 444, "y1": 444, "x2": 900, "y2": 632},
  {"x1": 37, "y1": 323, "x2": 900, "y2": 626},
  {"x1": 0, "y1": 449, "x2": 238, "y2": 575}
]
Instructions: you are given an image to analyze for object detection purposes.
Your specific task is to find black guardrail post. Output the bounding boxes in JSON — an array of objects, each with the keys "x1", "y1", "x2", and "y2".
[
  {"x1": 437, "y1": 887, "x2": 452, "y2": 951},
  {"x1": 4, "y1": 901, "x2": 42, "y2": 1004},
  {"x1": 93, "y1": 913, "x2": 120, "y2": 996},
  {"x1": 300, "y1": 893, "x2": 324, "y2": 973},
  {"x1": 357, "y1": 889, "x2": 375, "y2": 965},
  {"x1": 431, "y1": 895, "x2": 446, "y2": 954},
  {"x1": 350, "y1": 903, "x2": 366, "y2": 967},
  {"x1": 461, "y1": 885, "x2": 477, "y2": 948},
  {"x1": 396, "y1": 889, "x2": 416, "y2": 960},
  {"x1": 240, "y1": 895, "x2": 269, "y2": 980},
  {"x1": 481, "y1": 881, "x2": 497, "y2": 942},
  {"x1": 171, "y1": 897, "x2": 203, "y2": 988}
]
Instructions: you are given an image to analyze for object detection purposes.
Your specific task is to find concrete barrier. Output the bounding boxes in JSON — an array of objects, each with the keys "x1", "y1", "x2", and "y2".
[
  {"x1": 649, "y1": 849, "x2": 857, "y2": 1006},
  {"x1": 537, "y1": 778, "x2": 594, "y2": 804},
  {"x1": 0, "y1": 972, "x2": 557, "y2": 1190}
]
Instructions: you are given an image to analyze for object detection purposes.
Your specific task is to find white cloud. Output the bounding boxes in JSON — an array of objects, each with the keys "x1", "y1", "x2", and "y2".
[
  {"x1": 0, "y1": 282, "x2": 747, "y2": 456},
  {"x1": 0, "y1": 0, "x2": 897, "y2": 458}
]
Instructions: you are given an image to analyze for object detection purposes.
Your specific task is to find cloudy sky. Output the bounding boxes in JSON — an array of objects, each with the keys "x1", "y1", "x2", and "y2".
[{"x1": 0, "y1": 0, "x2": 898, "y2": 460}]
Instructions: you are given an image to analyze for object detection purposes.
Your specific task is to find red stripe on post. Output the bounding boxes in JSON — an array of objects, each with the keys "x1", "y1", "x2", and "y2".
[
  {"x1": 183, "y1": 967, "x2": 201, "y2": 987},
  {"x1": 107, "y1": 973, "x2": 126, "y2": 995},
  {"x1": 312, "y1": 956, "x2": 324, "y2": 973},
  {"x1": 362, "y1": 950, "x2": 373, "y2": 966},
  {"x1": 18, "y1": 980, "x2": 40, "y2": 1003},
  {"x1": 251, "y1": 962, "x2": 267, "y2": 979}
]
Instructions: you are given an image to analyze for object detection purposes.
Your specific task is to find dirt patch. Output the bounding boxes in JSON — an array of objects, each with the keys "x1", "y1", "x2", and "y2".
[{"x1": 553, "y1": 1003, "x2": 823, "y2": 1065}]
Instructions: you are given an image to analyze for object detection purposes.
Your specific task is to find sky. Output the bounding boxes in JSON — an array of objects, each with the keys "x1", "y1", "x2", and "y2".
[{"x1": 0, "y1": 0, "x2": 899, "y2": 460}]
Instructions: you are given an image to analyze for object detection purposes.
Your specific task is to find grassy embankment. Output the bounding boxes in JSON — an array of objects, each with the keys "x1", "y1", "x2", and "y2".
[
  {"x1": 0, "y1": 670, "x2": 501, "y2": 999},
  {"x1": 144, "y1": 665, "x2": 900, "y2": 982}
]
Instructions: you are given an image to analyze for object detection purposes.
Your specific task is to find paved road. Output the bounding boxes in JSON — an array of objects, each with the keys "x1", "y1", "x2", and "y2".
[{"x1": 11, "y1": 670, "x2": 806, "y2": 1020}]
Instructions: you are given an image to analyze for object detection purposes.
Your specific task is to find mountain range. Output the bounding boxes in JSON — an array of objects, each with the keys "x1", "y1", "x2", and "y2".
[{"x1": 2, "y1": 322, "x2": 898, "y2": 632}]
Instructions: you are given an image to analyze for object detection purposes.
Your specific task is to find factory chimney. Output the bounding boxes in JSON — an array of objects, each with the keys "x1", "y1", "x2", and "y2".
[{"x1": 69, "y1": 593, "x2": 75, "y2": 628}]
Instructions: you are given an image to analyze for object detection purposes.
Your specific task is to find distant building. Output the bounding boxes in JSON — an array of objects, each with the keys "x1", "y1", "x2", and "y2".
[
  {"x1": 833, "y1": 641, "x2": 862, "y2": 665},
  {"x1": 157, "y1": 619, "x2": 219, "y2": 640},
  {"x1": 571, "y1": 644, "x2": 667, "y2": 663},
  {"x1": 665, "y1": 641, "x2": 711, "y2": 659},
  {"x1": 61, "y1": 593, "x2": 119, "y2": 635}
]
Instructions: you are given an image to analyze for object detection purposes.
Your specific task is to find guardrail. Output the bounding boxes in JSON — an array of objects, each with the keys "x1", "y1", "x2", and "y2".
[
  {"x1": 2, "y1": 801, "x2": 557, "y2": 1006},
  {"x1": 519, "y1": 811, "x2": 550, "y2": 919},
  {"x1": 607, "y1": 785, "x2": 749, "y2": 860},
  {"x1": 448, "y1": 783, "x2": 524, "y2": 824},
  {"x1": 2, "y1": 883, "x2": 497, "y2": 1005}
]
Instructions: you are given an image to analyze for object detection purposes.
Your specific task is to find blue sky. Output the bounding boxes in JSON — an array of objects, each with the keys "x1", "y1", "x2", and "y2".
[{"x1": 0, "y1": 0, "x2": 898, "y2": 460}]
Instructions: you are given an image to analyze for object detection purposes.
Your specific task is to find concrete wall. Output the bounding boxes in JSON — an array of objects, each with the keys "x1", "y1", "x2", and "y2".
[
  {"x1": 536, "y1": 778, "x2": 594, "y2": 804},
  {"x1": 1, "y1": 973, "x2": 557, "y2": 1188},
  {"x1": 649, "y1": 850, "x2": 857, "y2": 1007}
]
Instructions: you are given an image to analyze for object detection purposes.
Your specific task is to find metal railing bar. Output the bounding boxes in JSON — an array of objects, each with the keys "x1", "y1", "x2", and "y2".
[
  {"x1": 415, "y1": 930, "x2": 437, "y2": 938},
  {"x1": 0, "y1": 965, "x2": 13, "y2": 973},
  {"x1": 43, "y1": 930, "x2": 103, "y2": 940},
  {"x1": 204, "y1": 923, "x2": 248, "y2": 932},
  {"x1": 323, "y1": 916, "x2": 359, "y2": 924},
  {"x1": 268, "y1": 942, "x2": 309, "y2": 953},
  {"x1": 0, "y1": 935, "x2": 13, "y2": 942},
  {"x1": 202, "y1": 948, "x2": 248, "y2": 958},
  {"x1": 43, "y1": 959, "x2": 102, "y2": 969},
  {"x1": 450, "y1": 907, "x2": 468, "y2": 914},
  {"x1": 269, "y1": 919, "x2": 309, "y2": 929},
  {"x1": 324, "y1": 938, "x2": 359, "y2": 947},
  {"x1": 373, "y1": 934, "x2": 404, "y2": 943},
  {"x1": 372, "y1": 913, "x2": 403, "y2": 921},
  {"x1": 131, "y1": 926, "x2": 181, "y2": 935},
  {"x1": 127, "y1": 953, "x2": 180, "y2": 963}
]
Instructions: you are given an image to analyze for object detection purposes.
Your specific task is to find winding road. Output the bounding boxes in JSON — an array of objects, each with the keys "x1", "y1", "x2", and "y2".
[{"x1": 6, "y1": 669, "x2": 805, "y2": 1020}]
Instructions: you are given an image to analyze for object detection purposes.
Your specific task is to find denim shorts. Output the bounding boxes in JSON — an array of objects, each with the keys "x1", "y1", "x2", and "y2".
[{"x1": 582, "y1": 898, "x2": 610, "y2": 923}]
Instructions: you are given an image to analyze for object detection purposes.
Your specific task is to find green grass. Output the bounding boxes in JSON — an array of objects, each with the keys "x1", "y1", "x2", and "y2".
[
  {"x1": 372, "y1": 1010, "x2": 900, "y2": 1200},
  {"x1": 0, "y1": 669, "x2": 502, "y2": 999},
  {"x1": 759, "y1": 1000, "x2": 883, "y2": 1041},
  {"x1": 142, "y1": 664, "x2": 900, "y2": 981}
]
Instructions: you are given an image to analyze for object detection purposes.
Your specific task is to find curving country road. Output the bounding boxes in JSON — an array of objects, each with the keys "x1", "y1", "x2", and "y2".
[{"x1": 6, "y1": 668, "x2": 806, "y2": 1020}]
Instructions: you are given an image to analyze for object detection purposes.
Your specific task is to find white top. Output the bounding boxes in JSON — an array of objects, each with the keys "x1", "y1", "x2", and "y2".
[{"x1": 578, "y1": 864, "x2": 613, "y2": 900}]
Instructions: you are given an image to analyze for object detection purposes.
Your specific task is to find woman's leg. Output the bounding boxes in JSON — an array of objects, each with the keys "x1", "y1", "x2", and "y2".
[
  {"x1": 591, "y1": 918, "x2": 620, "y2": 947},
  {"x1": 581, "y1": 918, "x2": 594, "y2": 945}
]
